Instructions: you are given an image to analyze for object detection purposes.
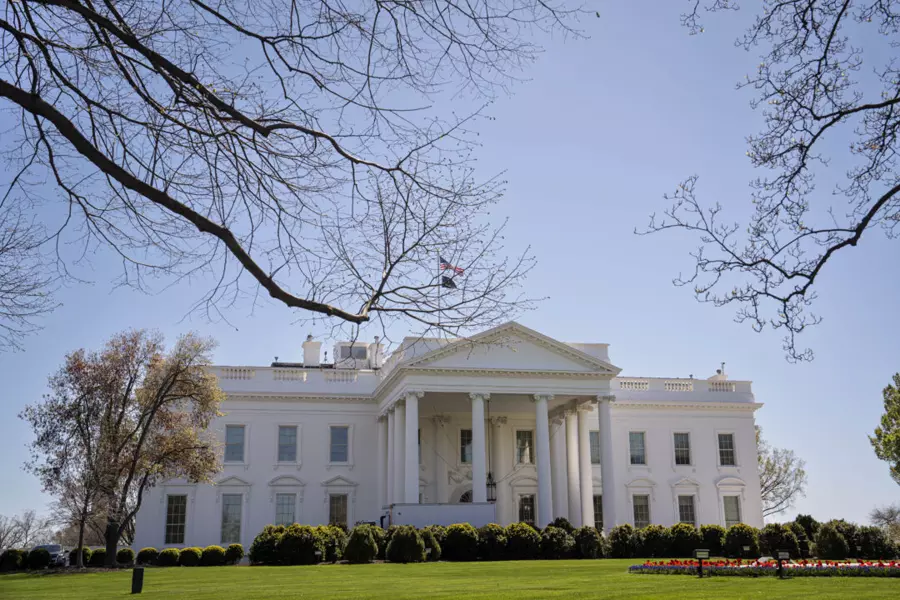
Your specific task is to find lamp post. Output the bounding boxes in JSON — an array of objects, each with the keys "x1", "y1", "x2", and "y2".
[{"x1": 486, "y1": 472, "x2": 497, "y2": 503}]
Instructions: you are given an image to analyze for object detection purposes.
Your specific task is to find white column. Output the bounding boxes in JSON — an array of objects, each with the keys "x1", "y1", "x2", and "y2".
[
  {"x1": 598, "y1": 395, "x2": 616, "y2": 531},
  {"x1": 432, "y1": 415, "x2": 447, "y2": 503},
  {"x1": 387, "y1": 409, "x2": 395, "y2": 505},
  {"x1": 549, "y1": 417, "x2": 567, "y2": 521},
  {"x1": 404, "y1": 392, "x2": 422, "y2": 503},
  {"x1": 565, "y1": 409, "x2": 582, "y2": 527},
  {"x1": 578, "y1": 405, "x2": 596, "y2": 529},
  {"x1": 533, "y1": 394, "x2": 553, "y2": 528},
  {"x1": 377, "y1": 415, "x2": 388, "y2": 508},
  {"x1": 393, "y1": 401, "x2": 406, "y2": 504},
  {"x1": 469, "y1": 393, "x2": 488, "y2": 503},
  {"x1": 491, "y1": 416, "x2": 507, "y2": 521}
]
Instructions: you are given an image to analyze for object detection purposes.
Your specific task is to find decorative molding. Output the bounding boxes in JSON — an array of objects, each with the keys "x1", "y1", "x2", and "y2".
[
  {"x1": 469, "y1": 392, "x2": 491, "y2": 401},
  {"x1": 614, "y1": 401, "x2": 762, "y2": 412},
  {"x1": 532, "y1": 393, "x2": 554, "y2": 403},
  {"x1": 214, "y1": 476, "x2": 252, "y2": 504},
  {"x1": 321, "y1": 475, "x2": 359, "y2": 504},
  {"x1": 490, "y1": 416, "x2": 508, "y2": 426},
  {"x1": 226, "y1": 394, "x2": 375, "y2": 404},
  {"x1": 268, "y1": 475, "x2": 306, "y2": 503},
  {"x1": 431, "y1": 414, "x2": 451, "y2": 426}
]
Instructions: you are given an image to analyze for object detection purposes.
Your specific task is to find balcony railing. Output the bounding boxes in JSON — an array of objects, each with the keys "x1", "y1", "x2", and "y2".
[{"x1": 613, "y1": 377, "x2": 751, "y2": 394}]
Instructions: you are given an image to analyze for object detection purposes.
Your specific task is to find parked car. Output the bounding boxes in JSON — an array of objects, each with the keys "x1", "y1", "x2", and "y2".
[{"x1": 32, "y1": 544, "x2": 67, "y2": 567}]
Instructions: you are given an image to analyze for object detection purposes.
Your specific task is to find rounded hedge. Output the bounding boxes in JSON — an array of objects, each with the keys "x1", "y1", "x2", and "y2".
[
  {"x1": 116, "y1": 548, "x2": 135, "y2": 565},
  {"x1": 574, "y1": 526, "x2": 603, "y2": 559},
  {"x1": 386, "y1": 525, "x2": 426, "y2": 563},
  {"x1": 200, "y1": 545, "x2": 226, "y2": 566},
  {"x1": 249, "y1": 525, "x2": 285, "y2": 565},
  {"x1": 136, "y1": 548, "x2": 158, "y2": 566},
  {"x1": 88, "y1": 548, "x2": 106, "y2": 567},
  {"x1": 759, "y1": 523, "x2": 800, "y2": 558},
  {"x1": 669, "y1": 523, "x2": 702, "y2": 558},
  {"x1": 0, "y1": 549, "x2": 26, "y2": 572},
  {"x1": 423, "y1": 524, "x2": 447, "y2": 547},
  {"x1": 27, "y1": 548, "x2": 51, "y2": 570},
  {"x1": 815, "y1": 523, "x2": 850, "y2": 560},
  {"x1": 724, "y1": 524, "x2": 760, "y2": 558},
  {"x1": 857, "y1": 525, "x2": 897, "y2": 559},
  {"x1": 477, "y1": 523, "x2": 507, "y2": 561},
  {"x1": 178, "y1": 547, "x2": 202, "y2": 567},
  {"x1": 279, "y1": 524, "x2": 325, "y2": 565},
  {"x1": 540, "y1": 525, "x2": 575, "y2": 559},
  {"x1": 638, "y1": 524, "x2": 671, "y2": 558},
  {"x1": 443, "y1": 523, "x2": 479, "y2": 561},
  {"x1": 422, "y1": 527, "x2": 442, "y2": 562},
  {"x1": 319, "y1": 525, "x2": 347, "y2": 563},
  {"x1": 608, "y1": 524, "x2": 635, "y2": 558},
  {"x1": 550, "y1": 517, "x2": 575, "y2": 535},
  {"x1": 344, "y1": 526, "x2": 378, "y2": 564},
  {"x1": 700, "y1": 524, "x2": 726, "y2": 557},
  {"x1": 371, "y1": 525, "x2": 388, "y2": 560},
  {"x1": 225, "y1": 543, "x2": 245, "y2": 564},
  {"x1": 505, "y1": 522, "x2": 540, "y2": 560},
  {"x1": 157, "y1": 548, "x2": 180, "y2": 567},
  {"x1": 69, "y1": 546, "x2": 91, "y2": 567}
]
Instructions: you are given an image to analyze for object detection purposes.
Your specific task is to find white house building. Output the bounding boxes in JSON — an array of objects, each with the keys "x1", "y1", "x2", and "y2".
[{"x1": 133, "y1": 322, "x2": 764, "y2": 552}]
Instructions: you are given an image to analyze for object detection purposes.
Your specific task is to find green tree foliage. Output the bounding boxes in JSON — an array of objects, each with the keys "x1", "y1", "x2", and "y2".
[
  {"x1": 815, "y1": 523, "x2": 850, "y2": 560},
  {"x1": 699, "y1": 525, "x2": 725, "y2": 557},
  {"x1": 757, "y1": 427, "x2": 807, "y2": 517},
  {"x1": 871, "y1": 374, "x2": 900, "y2": 486},
  {"x1": 724, "y1": 524, "x2": 760, "y2": 558},
  {"x1": 794, "y1": 515, "x2": 820, "y2": 541},
  {"x1": 574, "y1": 526, "x2": 604, "y2": 559},
  {"x1": 540, "y1": 526, "x2": 575, "y2": 559},
  {"x1": 759, "y1": 524, "x2": 800, "y2": 558},
  {"x1": 608, "y1": 524, "x2": 635, "y2": 559}
]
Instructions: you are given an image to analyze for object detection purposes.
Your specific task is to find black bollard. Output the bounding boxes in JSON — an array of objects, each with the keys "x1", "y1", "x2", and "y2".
[{"x1": 131, "y1": 567, "x2": 144, "y2": 594}]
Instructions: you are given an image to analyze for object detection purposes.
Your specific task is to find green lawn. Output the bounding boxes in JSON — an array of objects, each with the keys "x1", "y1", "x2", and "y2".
[{"x1": 1, "y1": 560, "x2": 898, "y2": 599}]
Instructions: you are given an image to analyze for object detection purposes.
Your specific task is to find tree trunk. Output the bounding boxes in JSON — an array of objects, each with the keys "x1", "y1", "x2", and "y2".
[
  {"x1": 76, "y1": 518, "x2": 86, "y2": 568},
  {"x1": 104, "y1": 518, "x2": 119, "y2": 567}
]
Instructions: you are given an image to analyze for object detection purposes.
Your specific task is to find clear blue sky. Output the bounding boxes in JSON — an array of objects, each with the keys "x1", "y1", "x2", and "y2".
[{"x1": 1, "y1": 2, "x2": 897, "y2": 524}]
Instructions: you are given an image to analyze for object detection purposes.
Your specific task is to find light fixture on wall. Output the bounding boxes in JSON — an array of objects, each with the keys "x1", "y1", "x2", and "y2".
[{"x1": 486, "y1": 472, "x2": 497, "y2": 503}]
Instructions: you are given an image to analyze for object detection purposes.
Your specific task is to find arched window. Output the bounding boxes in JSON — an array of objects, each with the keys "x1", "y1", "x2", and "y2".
[{"x1": 458, "y1": 490, "x2": 472, "y2": 503}]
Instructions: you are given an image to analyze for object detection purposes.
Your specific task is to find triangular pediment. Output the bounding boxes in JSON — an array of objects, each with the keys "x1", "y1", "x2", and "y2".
[
  {"x1": 404, "y1": 322, "x2": 620, "y2": 375},
  {"x1": 269, "y1": 475, "x2": 306, "y2": 487},
  {"x1": 321, "y1": 475, "x2": 357, "y2": 487},
  {"x1": 216, "y1": 476, "x2": 251, "y2": 487},
  {"x1": 671, "y1": 476, "x2": 701, "y2": 488}
]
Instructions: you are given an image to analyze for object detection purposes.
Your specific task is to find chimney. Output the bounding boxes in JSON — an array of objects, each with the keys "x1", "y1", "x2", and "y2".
[
  {"x1": 369, "y1": 336, "x2": 384, "y2": 368},
  {"x1": 302, "y1": 334, "x2": 321, "y2": 367}
]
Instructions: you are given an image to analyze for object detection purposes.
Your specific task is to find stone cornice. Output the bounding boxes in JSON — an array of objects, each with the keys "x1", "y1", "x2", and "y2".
[
  {"x1": 614, "y1": 401, "x2": 763, "y2": 412},
  {"x1": 225, "y1": 394, "x2": 375, "y2": 404}
]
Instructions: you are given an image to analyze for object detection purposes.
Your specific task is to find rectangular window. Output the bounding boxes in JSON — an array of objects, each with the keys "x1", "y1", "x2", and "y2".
[
  {"x1": 515, "y1": 430, "x2": 534, "y2": 464},
  {"x1": 724, "y1": 496, "x2": 742, "y2": 528},
  {"x1": 632, "y1": 494, "x2": 650, "y2": 529},
  {"x1": 678, "y1": 495, "x2": 696, "y2": 525},
  {"x1": 718, "y1": 433, "x2": 736, "y2": 466},
  {"x1": 673, "y1": 432, "x2": 691, "y2": 465},
  {"x1": 460, "y1": 429, "x2": 473, "y2": 464},
  {"x1": 593, "y1": 494, "x2": 603, "y2": 530},
  {"x1": 629, "y1": 431, "x2": 646, "y2": 465},
  {"x1": 278, "y1": 426, "x2": 298, "y2": 462},
  {"x1": 518, "y1": 494, "x2": 536, "y2": 526},
  {"x1": 330, "y1": 426, "x2": 349, "y2": 463},
  {"x1": 224, "y1": 425, "x2": 245, "y2": 463},
  {"x1": 164, "y1": 495, "x2": 187, "y2": 545},
  {"x1": 589, "y1": 431, "x2": 601, "y2": 464},
  {"x1": 329, "y1": 494, "x2": 348, "y2": 527},
  {"x1": 339, "y1": 345, "x2": 367, "y2": 359},
  {"x1": 221, "y1": 494, "x2": 242, "y2": 545},
  {"x1": 275, "y1": 493, "x2": 296, "y2": 526}
]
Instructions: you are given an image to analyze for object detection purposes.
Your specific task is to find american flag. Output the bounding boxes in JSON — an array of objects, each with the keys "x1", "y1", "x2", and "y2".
[{"x1": 439, "y1": 255, "x2": 465, "y2": 275}]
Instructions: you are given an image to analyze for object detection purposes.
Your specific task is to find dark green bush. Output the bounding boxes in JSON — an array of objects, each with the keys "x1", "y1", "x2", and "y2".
[
  {"x1": 249, "y1": 524, "x2": 285, "y2": 565},
  {"x1": 828, "y1": 520, "x2": 859, "y2": 552},
  {"x1": 608, "y1": 524, "x2": 635, "y2": 558},
  {"x1": 157, "y1": 548, "x2": 180, "y2": 567},
  {"x1": 136, "y1": 548, "x2": 158, "y2": 566},
  {"x1": 505, "y1": 522, "x2": 540, "y2": 560},
  {"x1": 815, "y1": 522, "x2": 850, "y2": 560},
  {"x1": 857, "y1": 525, "x2": 897, "y2": 559},
  {"x1": 88, "y1": 548, "x2": 106, "y2": 567},
  {"x1": 759, "y1": 524, "x2": 800, "y2": 558},
  {"x1": 385, "y1": 525, "x2": 425, "y2": 563},
  {"x1": 344, "y1": 526, "x2": 378, "y2": 564},
  {"x1": 794, "y1": 514, "x2": 819, "y2": 541},
  {"x1": 26, "y1": 548, "x2": 51, "y2": 570},
  {"x1": 787, "y1": 522, "x2": 813, "y2": 558},
  {"x1": 369, "y1": 525, "x2": 387, "y2": 560},
  {"x1": 178, "y1": 547, "x2": 202, "y2": 567},
  {"x1": 550, "y1": 517, "x2": 575, "y2": 535},
  {"x1": 280, "y1": 524, "x2": 325, "y2": 565},
  {"x1": 116, "y1": 548, "x2": 135, "y2": 565},
  {"x1": 200, "y1": 545, "x2": 226, "y2": 566},
  {"x1": 669, "y1": 523, "x2": 702, "y2": 558},
  {"x1": 0, "y1": 549, "x2": 26, "y2": 572},
  {"x1": 318, "y1": 525, "x2": 347, "y2": 562},
  {"x1": 443, "y1": 523, "x2": 479, "y2": 561},
  {"x1": 724, "y1": 524, "x2": 760, "y2": 558},
  {"x1": 69, "y1": 547, "x2": 92, "y2": 567},
  {"x1": 423, "y1": 524, "x2": 446, "y2": 547},
  {"x1": 382, "y1": 525, "x2": 401, "y2": 560},
  {"x1": 540, "y1": 525, "x2": 575, "y2": 559},
  {"x1": 422, "y1": 528, "x2": 442, "y2": 562},
  {"x1": 225, "y1": 543, "x2": 244, "y2": 564},
  {"x1": 636, "y1": 525, "x2": 670, "y2": 558},
  {"x1": 573, "y1": 526, "x2": 603, "y2": 559},
  {"x1": 700, "y1": 524, "x2": 725, "y2": 557},
  {"x1": 477, "y1": 523, "x2": 507, "y2": 561}
]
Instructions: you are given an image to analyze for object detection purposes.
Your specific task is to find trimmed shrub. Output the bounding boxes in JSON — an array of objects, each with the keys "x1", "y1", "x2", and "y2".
[
  {"x1": 608, "y1": 524, "x2": 635, "y2": 559},
  {"x1": 200, "y1": 545, "x2": 226, "y2": 566},
  {"x1": 318, "y1": 525, "x2": 347, "y2": 562},
  {"x1": 88, "y1": 548, "x2": 106, "y2": 567},
  {"x1": 178, "y1": 547, "x2": 202, "y2": 567},
  {"x1": 443, "y1": 523, "x2": 479, "y2": 561},
  {"x1": 423, "y1": 524, "x2": 446, "y2": 547},
  {"x1": 550, "y1": 517, "x2": 575, "y2": 535},
  {"x1": 225, "y1": 543, "x2": 244, "y2": 565},
  {"x1": 69, "y1": 547, "x2": 92, "y2": 567},
  {"x1": 829, "y1": 520, "x2": 860, "y2": 552},
  {"x1": 136, "y1": 548, "x2": 158, "y2": 566},
  {"x1": 700, "y1": 524, "x2": 725, "y2": 557},
  {"x1": 382, "y1": 525, "x2": 401, "y2": 560},
  {"x1": 116, "y1": 548, "x2": 135, "y2": 565},
  {"x1": 249, "y1": 524, "x2": 285, "y2": 565},
  {"x1": 369, "y1": 526, "x2": 387, "y2": 560},
  {"x1": 574, "y1": 526, "x2": 603, "y2": 559},
  {"x1": 787, "y1": 522, "x2": 812, "y2": 558},
  {"x1": 505, "y1": 522, "x2": 540, "y2": 560},
  {"x1": 477, "y1": 523, "x2": 507, "y2": 561},
  {"x1": 857, "y1": 525, "x2": 897, "y2": 560},
  {"x1": 280, "y1": 524, "x2": 325, "y2": 565},
  {"x1": 815, "y1": 522, "x2": 850, "y2": 560},
  {"x1": 157, "y1": 548, "x2": 180, "y2": 567},
  {"x1": 669, "y1": 523, "x2": 702, "y2": 558},
  {"x1": 759, "y1": 524, "x2": 800, "y2": 558},
  {"x1": 385, "y1": 525, "x2": 426, "y2": 563},
  {"x1": 637, "y1": 525, "x2": 671, "y2": 558},
  {"x1": 0, "y1": 549, "x2": 26, "y2": 572},
  {"x1": 724, "y1": 524, "x2": 760, "y2": 558},
  {"x1": 794, "y1": 514, "x2": 820, "y2": 541},
  {"x1": 422, "y1": 528, "x2": 441, "y2": 562},
  {"x1": 26, "y1": 548, "x2": 51, "y2": 570},
  {"x1": 541, "y1": 525, "x2": 575, "y2": 559},
  {"x1": 344, "y1": 526, "x2": 378, "y2": 564}
]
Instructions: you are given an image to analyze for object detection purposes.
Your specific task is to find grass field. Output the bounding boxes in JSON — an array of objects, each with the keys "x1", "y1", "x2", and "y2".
[{"x1": 1, "y1": 559, "x2": 899, "y2": 599}]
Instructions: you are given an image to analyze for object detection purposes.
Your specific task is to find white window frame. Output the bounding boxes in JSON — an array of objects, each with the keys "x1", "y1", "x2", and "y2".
[
  {"x1": 328, "y1": 493, "x2": 350, "y2": 527},
  {"x1": 321, "y1": 476, "x2": 358, "y2": 526},
  {"x1": 337, "y1": 343, "x2": 368, "y2": 360},
  {"x1": 220, "y1": 492, "x2": 244, "y2": 545},
  {"x1": 589, "y1": 430, "x2": 601, "y2": 465},
  {"x1": 628, "y1": 431, "x2": 647, "y2": 466},
  {"x1": 723, "y1": 495, "x2": 742, "y2": 528},
  {"x1": 592, "y1": 494, "x2": 603, "y2": 530},
  {"x1": 327, "y1": 423, "x2": 354, "y2": 469},
  {"x1": 716, "y1": 476, "x2": 747, "y2": 528},
  {"x1": 514, "y1": 428, "x2": 535, "y2": 465},
  {"x1": 716, "y1": 430, "x2": 739, "y2": 467},
  {"x1": 159, "y1": 483, "x2": 196, "y2": 548},
  {"x1": 677, "y1": 494, "x2": 697, "y2": 526},
  {"x1": 632, "y1": 494, "x2": 651, "y2": 529},
  {"x1": 459, "y1": 428, "x2": 473, "y2": 465},
  {"x1": 164, "y1": 494, "x2": 188, "y2": 546},
  {"x1": 274, "y1": 492, "x2": 297, "y2": 526},
  {"x1": 223, "y1": 423, "x2": 249, "y2": 465},
  {"x1": 672, "y1": 431, "x2": 692, "y2": 467},
  {"x1": 275, "y1": 423, "x2": 302, "y2": 468},
  {"x1": 517, "y1": 493, "x2": 537, "y2": 525},
  {"x1": 268, "y1": 475, "x2": 305, "y2": 524}
]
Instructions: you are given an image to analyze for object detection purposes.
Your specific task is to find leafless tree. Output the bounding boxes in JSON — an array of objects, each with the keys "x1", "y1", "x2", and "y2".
[
  {"x1": 0, "y1": 514, "x2": 24, "y2": 549},
  {"x1": 13, "y1": 509, "x2": 54, "y2": 547},
  {"x1": 870, "y1": 503, "x2": 900, "y2": 541},
  {"x1": 643, "y1": 1, "x2": 900, "y2": 361},
  {"x1": 0, "y1": 1, "x2": 580, "y2": 340},
  {"x1": 757, "y1": 426, "x2": 808, "y2": 517}
]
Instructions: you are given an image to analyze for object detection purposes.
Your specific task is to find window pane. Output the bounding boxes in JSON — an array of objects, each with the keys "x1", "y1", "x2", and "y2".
[
  {"x1": 340, "y1": 346, "x2": 351, "y2": 359},
  {"x1": 278, "y1": 426, "x2": 297, "y2": 462},
  {"x1": 589, "y1": 431, "x2": 601, "y2": 464},
  {"x1": 351, "y1": 346, "x2": 367, "y2": 359},
  {"x1": 225, "y1": 425, "x2": 245, "y2": 463},
  {"x1": 718, "y1": 433, "x2": 736, "y2": 466},
  {"x1": 460, "y1": 429, "x2": 472, "y2": 464},
  {"x1": 221, "y1": 494, "x2": 242, "y2": 545},
  {"x1": 633, "y1": 494, "x2": 650, "y2": 529},
  {"x1": 275, "y1": 493, "x2": 296, "y2": 526},
  {"x1": 516, "y1": 430, "x2": 534, "y2": 464},
  {"x1": 329, "y1": 494, "x2": 348, "y2": 527},
  {"x1": 724, "y1": 496, "x2": 742, "y2": 527},
  {"x1": 165, "y1": 495, "x2": 187, "y2": 545},
  {"x1": 518, "y1": 494, "x2": 535, "y2": 526},
  {"x1": 674, "y1": 433, "x2": 691, "y2": 465},
  {"x1": 678, "y1": 495, "x2": 696, "y2": 525},
  {"x1": 593, "y1": 494, "x2": 603, "y2": 530},
  {"x1": 330, "y1": 426, "x2": 349, "y2": 462},
  {"x1": 629, "y1": 432, "x2": 646, "y2": 465}
]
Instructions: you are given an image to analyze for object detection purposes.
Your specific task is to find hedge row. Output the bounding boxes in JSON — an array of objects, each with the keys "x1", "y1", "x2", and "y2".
[
  {"x1": 0, "y1": 544, "x2": 245, "y2": 571},
  {"x1": 135, "y1": 544, "x2": 245, "y2": 566}
]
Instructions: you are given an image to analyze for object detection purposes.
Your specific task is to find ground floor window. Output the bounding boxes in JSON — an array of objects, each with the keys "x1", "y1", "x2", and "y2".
[
  {"x1": 275, "y1": 493, "x2": 296, "y2": 526},
  {"x1": 221, "y1": 494, "x2": 242, "y2": 544},
  {"x1": 165, "y1": 495, "x2": 187, "y2": 545},
  {"x1": 518, "y1": 494, "x2": 535, "y2": 526},
  {"x1": 677, "y1": 495, "x2": 696, "y2": 526},
  {"x1": 632, "y1": 494, "x2": 650, "y2": 529},
  {"x1": 593, "y1": 494, "x2": 603, "y2": 530},
  {"x1": 329, "y1": 493, "x2": 348, "y2": 527},
  {"x1": 723, "y1": 495, "x2": 742, "y2": 528}
]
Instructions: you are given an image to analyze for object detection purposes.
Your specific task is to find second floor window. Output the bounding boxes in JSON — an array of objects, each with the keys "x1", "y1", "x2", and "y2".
[
  {"x1": 330, "y1": 426, "x2": 349, "y2": 463},
  {"x1": 339, "y1": 345, "x2": 367, "y2": 359},
  {"x1": 224, "y1": 425, "x2": 245, "y2": 463},
  {"x1": 718, "y1": 433, "x2": 736, "y2": 466},
  {"x1": 589, "y1": 431, "x2": 601, "y2": 464},
  {"x1": 460, "y1": 429, "x2": 473, "y2": 463},
  {"x1": 629, "y1": 431, "x2": 646, "y2": 465},
  {"x1": 516, "y1": 430, "x2": 534, "y2": 464},
  {"x1": 278, "y1": 426, "x2": 298, "y2": 462},
  {"x1": 673, "y1": 433, "x2": 691, "y2": 465}
]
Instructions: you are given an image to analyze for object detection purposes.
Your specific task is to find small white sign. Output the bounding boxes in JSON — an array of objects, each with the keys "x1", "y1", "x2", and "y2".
[
  {"x1": 694, "y1": 549, "x2": 710, "y2": 559},
  {"x1": 777, "y1": 551, "x2": 790, "y2": 560}
]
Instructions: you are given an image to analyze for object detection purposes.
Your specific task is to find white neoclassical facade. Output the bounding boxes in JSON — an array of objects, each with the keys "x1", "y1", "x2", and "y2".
[{"x1": 133, "y1": 322, "x2": 764, "y2": 551}]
